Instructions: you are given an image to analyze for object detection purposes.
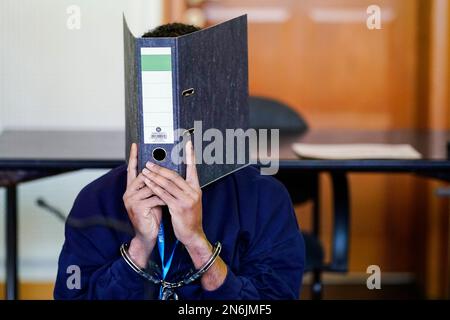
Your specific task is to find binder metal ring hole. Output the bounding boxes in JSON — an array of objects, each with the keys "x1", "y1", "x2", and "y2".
[
  {"x1": 152, "y1": 148, "x2": 167, "y2": 162},
  {"x1": 182, "y1": 88, "x2": 195, "y2": 97}
]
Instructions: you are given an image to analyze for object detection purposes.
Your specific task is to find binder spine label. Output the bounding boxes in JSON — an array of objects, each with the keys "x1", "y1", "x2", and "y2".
[{"x1": 140, "y1": 47, "x2": 174, "y2": 144}]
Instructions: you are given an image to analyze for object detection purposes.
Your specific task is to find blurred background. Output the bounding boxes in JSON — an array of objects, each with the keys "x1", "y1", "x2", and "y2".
[{"x1": 0, "y1": 0, "x2": 449, "y2": 299}]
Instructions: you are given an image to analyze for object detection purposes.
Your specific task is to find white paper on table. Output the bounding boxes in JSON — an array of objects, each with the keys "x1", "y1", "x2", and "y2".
[{"x1": 291, "y1": 143, "x2": 422, "y2": 160}]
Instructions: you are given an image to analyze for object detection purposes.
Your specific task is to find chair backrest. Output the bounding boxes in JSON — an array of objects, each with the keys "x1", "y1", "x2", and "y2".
[{"x1": 249, "y1": 96, "x2": 308, "y2": 134}]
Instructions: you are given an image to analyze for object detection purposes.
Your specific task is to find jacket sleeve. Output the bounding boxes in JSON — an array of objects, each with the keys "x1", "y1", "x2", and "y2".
[
  {"x1": 202, "y1": 179, "x2": 306, "y2": 300},
  {"x1": 53, "y1": 184, "x2": 158, "y2": 300}
]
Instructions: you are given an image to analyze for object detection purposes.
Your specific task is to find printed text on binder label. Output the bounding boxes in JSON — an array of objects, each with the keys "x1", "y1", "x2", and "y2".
[{"x1": 140, "y1": 47, "x2": 174, "y2": 144}]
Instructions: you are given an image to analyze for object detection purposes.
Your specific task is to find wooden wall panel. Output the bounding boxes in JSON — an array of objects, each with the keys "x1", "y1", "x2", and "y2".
[{"x1": 205, "y1": 0, "x2": 420, "y2": 129}]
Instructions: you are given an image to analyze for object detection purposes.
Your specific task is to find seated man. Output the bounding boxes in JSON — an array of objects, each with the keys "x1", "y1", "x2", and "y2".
[{"x1": 54, "y1": 23, "x2": 305, "y2": 300}]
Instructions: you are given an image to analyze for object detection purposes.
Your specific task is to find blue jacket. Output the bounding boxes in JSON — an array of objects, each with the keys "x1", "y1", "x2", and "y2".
[{"x1": 54, "y1": 165, "x2": 305, "y2": 300}]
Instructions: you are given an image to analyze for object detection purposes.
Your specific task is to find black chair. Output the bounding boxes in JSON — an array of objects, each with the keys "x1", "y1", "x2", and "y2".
[{"x1": 249, "y1": 95, "x2": 350, "y2": 300}]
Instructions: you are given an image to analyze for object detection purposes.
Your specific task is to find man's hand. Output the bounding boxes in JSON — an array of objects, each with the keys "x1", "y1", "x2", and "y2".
[
  {"x1": 142, "y1": 140, "x2": 203, "y2": 246},
  {"x1": 142, "y1": 140, "x2": 228, "y2": 291},
  {"x1": 123, "y1": 143, "x2": 165, "y2": 268}
]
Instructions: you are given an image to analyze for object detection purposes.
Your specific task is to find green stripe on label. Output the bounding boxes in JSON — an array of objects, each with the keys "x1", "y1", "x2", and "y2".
[{"x1": 141, "y1": 54, "x2": 172, "y2": 71}]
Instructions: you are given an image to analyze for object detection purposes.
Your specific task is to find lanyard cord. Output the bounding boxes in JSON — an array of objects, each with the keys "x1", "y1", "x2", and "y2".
[{"x1": 157, "y1": 222, "x2": 178, "y2": 299}]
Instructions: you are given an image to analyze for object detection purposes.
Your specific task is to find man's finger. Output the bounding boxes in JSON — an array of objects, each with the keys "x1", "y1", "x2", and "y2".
[
  {"x1": 128, "y1": 173, "x2": 146, "y2": 192},
  {"x1": 186, "y1": 140, "x2": 200, "y2": 188},
  {"x1": 142, "y1": 168, "x2": 191, "y2": 201},
  {"x1": 145, "y1": 162, "x2": 192, "y2": 193},
  {"x1": 127, "y1": 143, "x2": 138, "y2": 187},
  {"x1": 142, "y1": 196, "x2": 165, "y2": 209},
  {"x1": 143, "y1": 178, "x2": 176, "y2": 207},
  {"x1": 130, "y1": 185, "x2": 154, "y2": 201}
]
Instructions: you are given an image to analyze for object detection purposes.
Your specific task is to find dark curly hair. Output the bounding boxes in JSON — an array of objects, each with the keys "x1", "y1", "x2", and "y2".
[{"x1": 142, "y1": 23, "x2": 201, "y2": 38}]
